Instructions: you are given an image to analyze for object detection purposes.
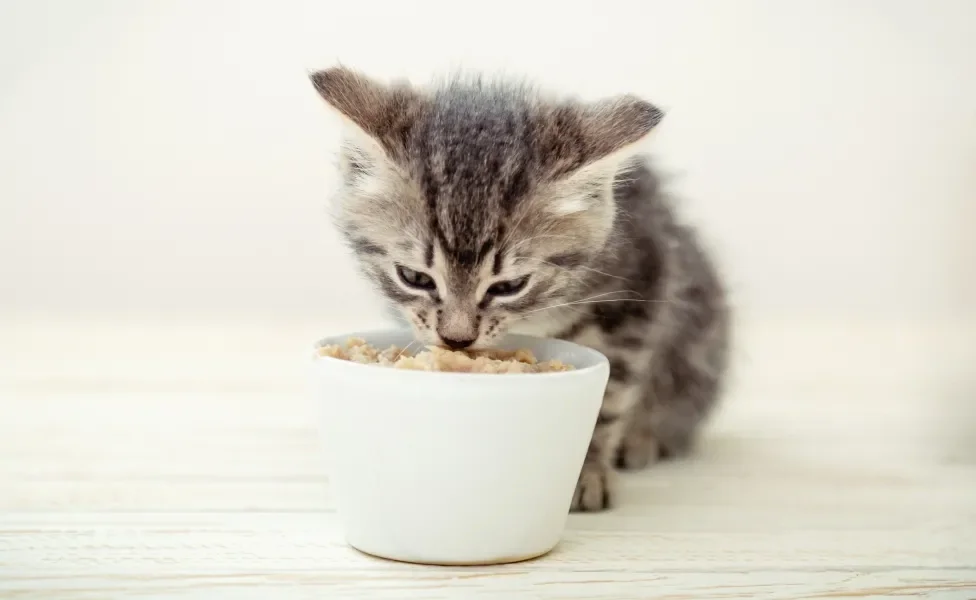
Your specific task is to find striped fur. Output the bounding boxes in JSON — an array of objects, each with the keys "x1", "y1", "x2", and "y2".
[{"x1": 311, "y1": 67, "x2": 731, "y2": 511}]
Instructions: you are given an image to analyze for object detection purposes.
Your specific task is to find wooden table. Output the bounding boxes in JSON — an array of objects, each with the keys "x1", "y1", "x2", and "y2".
[{"x1": 2, "y1": 317, "x2": 975, "y2": 598}]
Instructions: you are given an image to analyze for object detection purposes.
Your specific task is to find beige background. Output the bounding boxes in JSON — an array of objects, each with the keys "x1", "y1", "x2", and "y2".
[
  {"x1": 2, "y1": 3, "x2": 975, "y2": 595},
  {"x1": 2, "y1": 0, "x2": 973, "y2": 322}
]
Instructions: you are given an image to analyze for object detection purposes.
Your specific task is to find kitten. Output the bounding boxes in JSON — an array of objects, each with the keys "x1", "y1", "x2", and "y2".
[{"x1": 310, "y1": 67, "x2": 731, "y2": 512}]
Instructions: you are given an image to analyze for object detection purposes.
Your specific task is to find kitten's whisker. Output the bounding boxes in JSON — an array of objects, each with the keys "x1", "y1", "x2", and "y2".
[
  {"x1": 500, "y1": 206, "x2": 535, "y2": 250},
  {"x1": 510, "y1": 233, "x2": 585, "y2": 249},
  {"x1": 521, "y1": 256, "x2": 633, "y2": 283},
  {"x1": 503, "y1": 210, "x2": 573, "y2": 253},
  {"x1": 512, "y1": 298, "x2": 667, "y2": 321},
  {"x1": 394, "y1": 340, "x2": 419, "y2": 361},
  {"x1": 587, "y1": 289, "x2": 643, "y2": 300},
  {"x1": 573, "y1": 289, "x2": 645, "y2": 303},
  {"x1": 573, "y1": 264, "x2": 633, "y2": 282},
  {"x1": 517, "y1": 258, "x2": 591, "y2": 287},
  {"x1": 563, "y1": 298, "x2": 666, "y2": 307},
  {"x1": 511, "y1": 291, "x2": 660, "y2": 321}
]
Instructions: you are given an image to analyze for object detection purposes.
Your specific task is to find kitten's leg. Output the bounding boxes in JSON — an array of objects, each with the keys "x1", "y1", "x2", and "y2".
[
  {"x1": 614, "y1": 400, "x2": 659, "y2": 470},
  {"x1": 570, "y1": 418, "x2": 624, "y2": 512},
  {"x1": 570, "y1": 359, "x2": 643, "y2": 512},
  {"x1": 571, "y1": 441, "x2": 612, "y2": 512},
  {"x1": 615, "y1": 303, "x2": 729, "y2": 469},
  {"x1": 614, "y1": 387, "x2": 699, "y2": 469},
  {"x1": 647, "y1": 312, "x2": 730, "y2": 459}
]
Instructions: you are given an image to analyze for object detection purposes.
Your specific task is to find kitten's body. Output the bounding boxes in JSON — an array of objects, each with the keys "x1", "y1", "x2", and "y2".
[
  {"x1": 311, "y1": 68, "x2": 730, "y2": 511},
  {"x1": 512, "y1": 160, "x2": 729, "y2": 509}
]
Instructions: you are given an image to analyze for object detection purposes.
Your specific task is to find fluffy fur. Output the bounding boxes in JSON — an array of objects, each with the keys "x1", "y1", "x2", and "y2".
[{"x1": 311, "y1": 67, "x2": 730, "y2": 511}]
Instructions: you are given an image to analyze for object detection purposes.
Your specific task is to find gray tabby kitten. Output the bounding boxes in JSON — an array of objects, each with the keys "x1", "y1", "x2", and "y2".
[{"x1": 310, "y1": 67, "x2": 730, "y2": 512}]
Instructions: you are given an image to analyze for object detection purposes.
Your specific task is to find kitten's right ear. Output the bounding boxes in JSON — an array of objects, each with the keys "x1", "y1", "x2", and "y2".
[{"x1": 309, "y1": 66, "x2": 423, "y2": 162}]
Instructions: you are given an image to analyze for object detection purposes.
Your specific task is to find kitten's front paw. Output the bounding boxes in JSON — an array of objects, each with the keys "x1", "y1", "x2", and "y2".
[
  {"x1": 570, "y1": 460, "x2": 612, "y2": 512},
  {"x1": 614, "y1": 427, "x2": 659, "y2": 471}
]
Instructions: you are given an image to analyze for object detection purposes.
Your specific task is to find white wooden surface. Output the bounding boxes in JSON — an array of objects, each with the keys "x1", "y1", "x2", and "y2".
[{"x1": 1, "y1": 317, "x2": 975, "y2": 599}]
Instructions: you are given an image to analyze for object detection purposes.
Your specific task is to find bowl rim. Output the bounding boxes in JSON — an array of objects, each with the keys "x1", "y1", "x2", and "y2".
[{"x1": 312, "y1": 327, "x2": 610, "y2": 381}]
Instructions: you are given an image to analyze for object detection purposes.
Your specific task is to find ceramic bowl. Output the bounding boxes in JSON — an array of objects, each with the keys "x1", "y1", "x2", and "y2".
[{"x1": 312, "y1": 328, "x2": 609, "y2": 565}]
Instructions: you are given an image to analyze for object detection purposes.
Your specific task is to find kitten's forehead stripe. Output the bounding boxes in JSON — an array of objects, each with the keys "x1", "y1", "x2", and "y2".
[
  {"x1": 477, "y1": 239, "x2": 494, "y2": 263},
  {"x1": 492, "y1": 251, "x2": 503, "y2": 276},
  {"x1": 492, "y1": 224, "x2": 507, "y2": 275},
  {"x1": 499, "y1": 160, "x2": 530, "y2": 215},
  {"x1": 456, "y1": 249, "x2": 477, "y2": 267},
  {"x1": 409, "y1": 81, "x2": 538, "y2": 273}
]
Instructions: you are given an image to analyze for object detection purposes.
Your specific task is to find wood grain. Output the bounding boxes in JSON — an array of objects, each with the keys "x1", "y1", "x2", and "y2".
[{"x1": 1, "y1": 318, "x2": 974, "y2": 598}]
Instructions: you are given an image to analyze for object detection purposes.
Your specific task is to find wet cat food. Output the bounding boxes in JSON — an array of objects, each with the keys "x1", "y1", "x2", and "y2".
[{"x1": 317, "y1": 337, "x2": 574, "y2": 374}]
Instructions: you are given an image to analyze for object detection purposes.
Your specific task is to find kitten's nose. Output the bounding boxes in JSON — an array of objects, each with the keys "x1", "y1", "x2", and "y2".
[{"x1": 441, "y1": 336, "x2": 476, "y2": 350}]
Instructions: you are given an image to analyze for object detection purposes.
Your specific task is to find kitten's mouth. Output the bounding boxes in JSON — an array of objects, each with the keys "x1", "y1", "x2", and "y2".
[
  {"x1": 439, "y1": 337, "x2": 477, "y2": 351},
  {"x1": 426, "y1": 332, "x2": 491, "y2": 351},
  {"x1": 404, "y1": 311, "x2": 504, "y2": 351}
]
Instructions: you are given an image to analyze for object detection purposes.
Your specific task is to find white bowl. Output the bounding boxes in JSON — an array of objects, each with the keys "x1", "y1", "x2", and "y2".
[{"x1": 311, "y1": 328, "x2": 609, "y2": 566}]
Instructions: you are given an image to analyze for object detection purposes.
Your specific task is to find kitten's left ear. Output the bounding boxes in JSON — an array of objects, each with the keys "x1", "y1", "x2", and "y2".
[
  {"x1": 535, "y1": 95, "x2": 662, "y2": 218},
  {"x1": 579, "y1": 95, "x2": 663, "y2": 164},
  {"x1": 542, "y1": 95, "x2": 663, "y2": 179},
  {"x1": 309, "y1": 66, "x2": 424, "y2": 162}
]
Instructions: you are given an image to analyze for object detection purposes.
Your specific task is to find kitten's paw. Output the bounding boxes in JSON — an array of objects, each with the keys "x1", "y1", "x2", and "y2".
[
  {"x1": 570, "y1": 460, "x2": 612, "y2": 512},
  {"x1": 614, "y1": 428, "x2": 659, "y2": 471}
]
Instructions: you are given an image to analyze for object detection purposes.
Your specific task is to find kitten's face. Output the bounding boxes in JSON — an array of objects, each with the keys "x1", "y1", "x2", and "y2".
[
  {"x1": 337, "y1": 157, "x2": 607, "y2": 348},
  {"x1": 366, "y1": 221, "x2": 593, "y2": 349},
  {"x1": 311, "y1": 68, "x2": 662, "y2": 348}
]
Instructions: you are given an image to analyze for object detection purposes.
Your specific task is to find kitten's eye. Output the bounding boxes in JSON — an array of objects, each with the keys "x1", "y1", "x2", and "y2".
[
  {"x1": 486, "y1": 276, "x2": 530, "y2": 297},
  {"x1": 396, "y1": 265, "x2": 437, "y2": 291}
]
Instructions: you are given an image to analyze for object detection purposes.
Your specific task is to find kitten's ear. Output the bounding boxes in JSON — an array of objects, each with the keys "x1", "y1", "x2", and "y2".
[
  {"x1": 534, "y1": 95, "x2": 662, "y2": 218},
  {"x1": 309, "y1": 66, "x2": 424, "y2": 162},
  {"x1": 579, "y1": 95, "x2": 663, "y2": 162},
  {"x1": 543, "y1": 95, "x2": 663, "y2": 179}
]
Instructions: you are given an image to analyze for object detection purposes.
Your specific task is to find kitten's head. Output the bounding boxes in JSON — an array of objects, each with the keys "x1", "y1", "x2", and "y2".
[{"x1": 310, "y1": 67, "x2": 662, "y2": 348}]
